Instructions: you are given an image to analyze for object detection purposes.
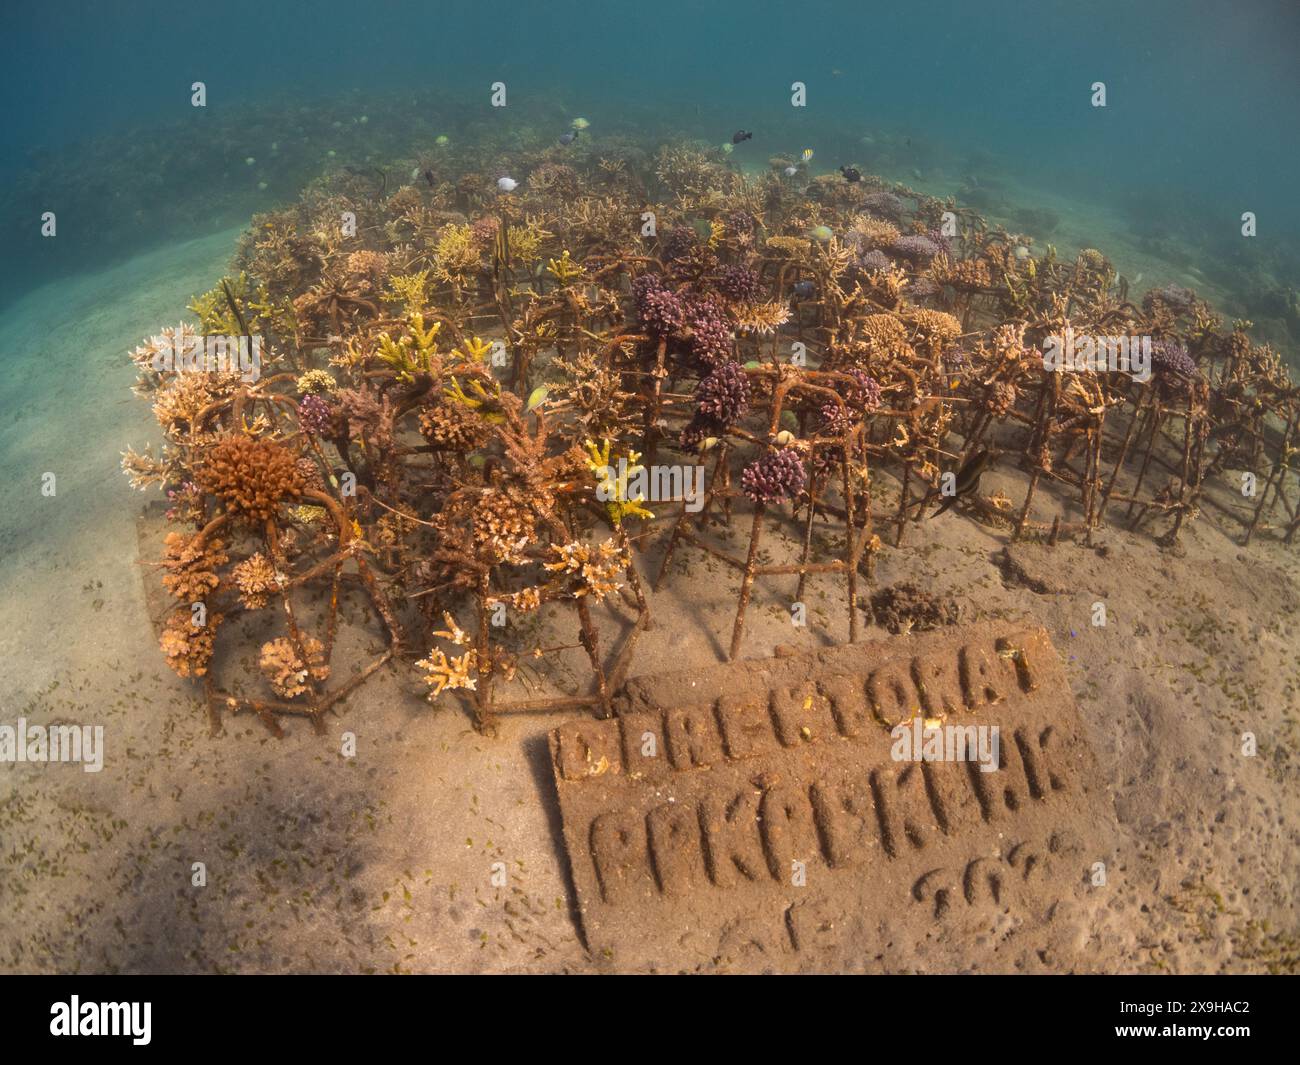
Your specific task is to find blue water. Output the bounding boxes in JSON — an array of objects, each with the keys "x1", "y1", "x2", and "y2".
[{"x1": 4, "y1": 0, "x2": 1299, "y2": 314}]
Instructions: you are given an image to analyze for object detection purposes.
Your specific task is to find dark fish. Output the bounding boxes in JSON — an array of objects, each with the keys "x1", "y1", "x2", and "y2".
[
  {"x1": 792, "y1": 279, "x2": 816, "y2": 298},
  {"x1": 731, "y1": 130, "x2": 753, "y2": 144},
  {"x1": 930, "y1": 448, "x2": 992, "y2": 518},
  {"x1": 839, "y1": 166, "x2": 862, "y2": 183},
  {"x1": 423, "y1": 169, "x2": 435, "y2": 187},
  {"x1": 559, "y1": 130, "x2": 578, "y2": 145}
]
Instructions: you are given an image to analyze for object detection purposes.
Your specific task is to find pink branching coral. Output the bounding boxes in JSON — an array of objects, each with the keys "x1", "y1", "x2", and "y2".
[
  {"x1": 717, "y1": 264, "x2": 762, "y2": 304},
  {"x1": 742, "y1": 447, "x2": 807, "y2": 505},
  {"x1": 632, "y1": 274, "x2": 685, "y2": 337},
  {"x1": 683, "y1": 294, "x2": 733, "y2": 367},
  {"x1": 297, "y1": 393, "x2": 335, "y2": 435},
  {"x1": 683, "y1": 361, "x2": 750, "y2": 448}
]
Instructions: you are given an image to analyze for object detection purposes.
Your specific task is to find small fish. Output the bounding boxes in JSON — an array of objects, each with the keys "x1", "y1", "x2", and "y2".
[
  {"x1": 930, "y1": 448, "x2": 992, "y2": 518},
  {"x1": 783, "y1": 165, "x2": 798, "y2": 177},
  {"x1": 497, "y1": 176, "x2": 518, "y2": 192},
  {"x1": 839, "y1": 166, "x2": 862, "y2": 183},
  {"x1": 559, "y1": 130, "x2": 578, "y2": 145},
  {"x1": 831, "y1": 68, "x2": 843, "y2": 77},
  {"x1": 732, "y1": 130, "x2": 752, "y2": 144},
  {"x1": 493, "y1": 218, "x2": 512, "y2": 279},
  {"x1": 807, "y1": 224, "x2": 833, "y2": 243},
  {"x1": 792, "y1": 279, "x2": 816, "y2": 298},
  {"x1": 801, "y1": 148, "x2": 814, "y2": 162},
  {"x1": 423, "y1": 169, "x2": 435, "y2": 187}
]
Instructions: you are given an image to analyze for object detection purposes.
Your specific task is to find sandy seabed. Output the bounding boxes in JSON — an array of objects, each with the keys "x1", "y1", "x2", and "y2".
[{"x1": 0, "y1": 226, "x2": 1296, "y2": 974}]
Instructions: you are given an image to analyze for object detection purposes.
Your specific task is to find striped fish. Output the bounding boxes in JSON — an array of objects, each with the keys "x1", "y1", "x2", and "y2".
[{"x1": 493, "y1": 217, "x2": 512, "y2": 280}]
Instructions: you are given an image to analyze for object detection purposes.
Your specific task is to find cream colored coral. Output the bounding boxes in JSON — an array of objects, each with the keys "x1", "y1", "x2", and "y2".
[
  {"x1": 732, "y1": 301, "x2": 792, "y2": 336},
  {"x1": 160, "y1": 609, "x2": 222, "y2": 678},
  {"x1": 850, "y1": 216, "x2": 901, "y2": 248},
  {"x1": 416, "y1": 613, "x2": 478, "y2": 701},
  {"x1": 232, "y1": 553, "x2": 278, "y2": 610},
  {"x1": 296, "y1": 369, "x2": 338, "y2": 395},
  {"x1": 259, "y1": 636, "x2": 329, "y2": 699},
  {"x1": 545, "y1": 538, "x2": 627, "y2": 601},
  {"x1": 161, "y1": 532, "x2": 227, "y2": 602}
]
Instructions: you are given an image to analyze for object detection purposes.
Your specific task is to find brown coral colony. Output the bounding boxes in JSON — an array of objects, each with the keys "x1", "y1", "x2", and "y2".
[{"x1": 196, "y1": 434, "x2": 304, "y2": 525}]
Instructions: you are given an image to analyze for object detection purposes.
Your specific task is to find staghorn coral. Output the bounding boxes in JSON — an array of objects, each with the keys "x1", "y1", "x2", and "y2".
[
  {"x1": 152, "y1": 372, "x2": 241, "y2": 440},
  {"x1": 545, "y1": 538, "x2": 628, "y2": 601},
  {"x1": 416, "y1": 613, "x2": 478, "y2": 701},
  {"x1": 732, "y1": 299, "x2": 792, "y2": 336},
  {"x1": 432, "y1": 223, "x2": 482, "y2": 284},
  {"x1": 930, "y1": 254, "x2": 993, "y2": 290}
]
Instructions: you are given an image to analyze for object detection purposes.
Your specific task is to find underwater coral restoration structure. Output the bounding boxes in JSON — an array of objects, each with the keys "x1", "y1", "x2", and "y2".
[{"x1": 121, "y1": 131, "x2": 1300, "y2": 734}]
